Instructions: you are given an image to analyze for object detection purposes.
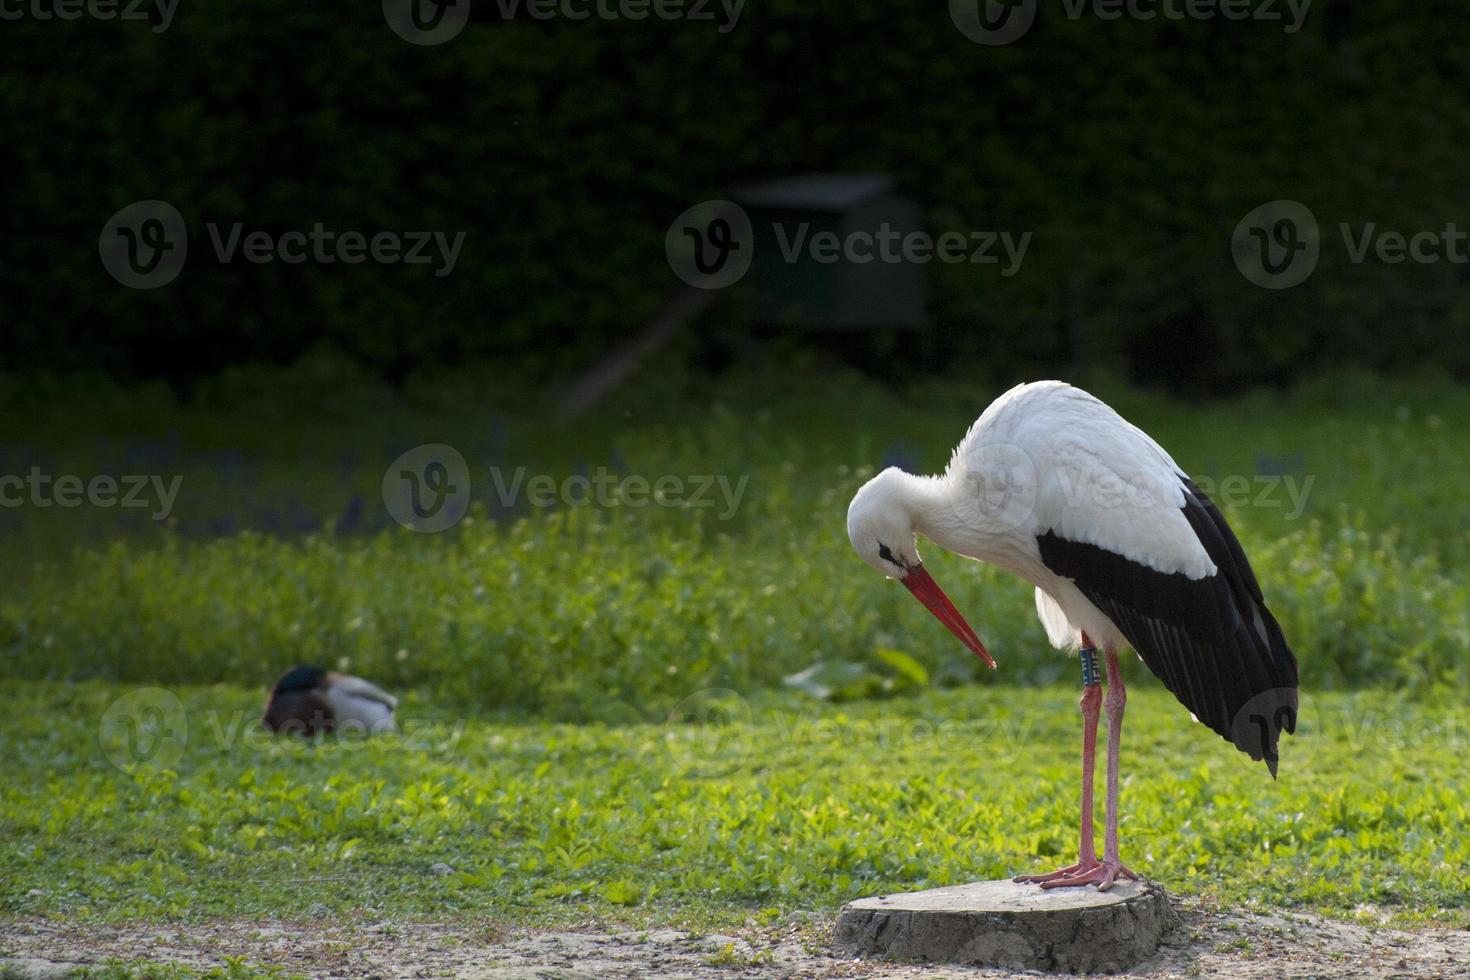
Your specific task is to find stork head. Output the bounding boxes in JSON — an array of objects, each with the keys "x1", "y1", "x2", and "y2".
[
  {"x1": 846, "y1": 468, "x2": 924, "y2": 578},
  {"x1": 846, "y1": 468, "x2": 995, "y2": 669}
]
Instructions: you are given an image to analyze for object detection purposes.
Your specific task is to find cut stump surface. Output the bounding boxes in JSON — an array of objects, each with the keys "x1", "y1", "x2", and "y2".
[{"x1": 835, "y1": 877, "x2": 1179, "y2": 973}]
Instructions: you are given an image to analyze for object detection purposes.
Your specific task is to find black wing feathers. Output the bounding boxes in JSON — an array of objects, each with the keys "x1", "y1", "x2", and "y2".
[{"x1": 1036, "y1": 478, "x2": 1298, "y2": 775}]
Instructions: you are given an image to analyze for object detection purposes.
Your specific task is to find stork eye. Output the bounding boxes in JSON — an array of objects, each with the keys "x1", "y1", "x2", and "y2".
[{"x1": 877, "y1": 544, "x2": 903, "y2": 568}]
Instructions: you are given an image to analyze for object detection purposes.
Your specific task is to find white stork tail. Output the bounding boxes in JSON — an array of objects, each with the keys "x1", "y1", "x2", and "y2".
[{"x1": 847, "y1": 380, "x2": 1299, "y2": 888}]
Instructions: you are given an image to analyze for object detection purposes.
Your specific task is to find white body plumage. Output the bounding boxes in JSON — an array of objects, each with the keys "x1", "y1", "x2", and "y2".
[{"x1": 852, "y1": 381, "x2": 1212, "y2": 654}]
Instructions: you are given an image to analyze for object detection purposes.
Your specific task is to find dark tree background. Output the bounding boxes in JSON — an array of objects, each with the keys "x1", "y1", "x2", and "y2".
[{"x1": 3, "y1": 0, "x2": 1469, "y2": 394}]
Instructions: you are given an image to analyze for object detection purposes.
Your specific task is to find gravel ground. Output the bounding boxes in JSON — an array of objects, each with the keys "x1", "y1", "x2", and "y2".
[{"x1": 3, "y1": 898, "x2": 1467, "y2": 978}]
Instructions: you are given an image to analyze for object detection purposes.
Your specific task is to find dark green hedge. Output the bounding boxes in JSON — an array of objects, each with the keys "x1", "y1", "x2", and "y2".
[{"x1": 4, "y1": 1, "x2": 1469, "y2": 390}]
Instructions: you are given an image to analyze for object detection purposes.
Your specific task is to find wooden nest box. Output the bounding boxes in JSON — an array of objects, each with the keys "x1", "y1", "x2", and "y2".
[{"x1": 732, "y1": 173, "x2": 928, "y2": 330}]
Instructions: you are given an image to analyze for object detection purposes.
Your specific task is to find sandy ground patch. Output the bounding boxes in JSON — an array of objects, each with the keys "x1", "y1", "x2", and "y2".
[{"x1": 3, "y1": 898, "x2": 1467, "y2": 978}]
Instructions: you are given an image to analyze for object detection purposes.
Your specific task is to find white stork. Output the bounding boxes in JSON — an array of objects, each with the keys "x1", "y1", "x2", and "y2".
[{"x1": 846, "y1": 381, "x2": 1298, "y2": 889}]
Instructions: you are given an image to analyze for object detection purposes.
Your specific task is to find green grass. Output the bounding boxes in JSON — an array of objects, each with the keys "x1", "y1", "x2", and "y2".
[
  {"x1": 3, "y1": 359, "x2": 1469, "y2": 935},
  {"x1": 3, "y1": 363, "x2": 1469, "y2": 712},
  {"x1": 2, "y1": 681, "x2": 1466, "y2": 930},
  {"x1": 4, "y1": 502, "x2": 1468, "y2": 719}
]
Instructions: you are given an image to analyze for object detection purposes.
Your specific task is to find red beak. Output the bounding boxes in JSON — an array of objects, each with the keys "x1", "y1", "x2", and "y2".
[{"x1": 901, "y1": 564, "x2": 996, "y2": 669}]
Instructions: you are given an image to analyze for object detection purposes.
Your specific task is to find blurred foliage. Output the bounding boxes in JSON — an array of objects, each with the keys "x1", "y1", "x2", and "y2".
[
  {"x1": 1, "y1": 361, "x2": 1466, "y2": 710},
  {"x1": 5, "y1": 502, "x2": 1464, "y2": 713},
  {"x1": 4, "y1": 2, "x2": 1470, "y2": 390}
]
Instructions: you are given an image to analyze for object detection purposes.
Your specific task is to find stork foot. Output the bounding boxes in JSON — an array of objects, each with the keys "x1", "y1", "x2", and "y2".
[
  {"x1": 1046, "y1": 863, "x2": 1134, "y2": 893},
  {"x1": 1013, "y1": 861, "x2": 1092, "y2": 885},
  {"x1": 1033, "y1": 859, "x2": 1137, "y2": 891}
]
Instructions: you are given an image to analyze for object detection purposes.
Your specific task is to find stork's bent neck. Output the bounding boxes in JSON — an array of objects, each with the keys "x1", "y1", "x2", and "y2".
[
  {"x1": 887, "y1": 472, "x2": 970, "y2": 554},
  {"x1": 904, "y1": 470, "x2": 1031, "y2": 571}
]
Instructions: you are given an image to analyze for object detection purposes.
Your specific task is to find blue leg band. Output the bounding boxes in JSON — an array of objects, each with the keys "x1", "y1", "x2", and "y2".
[{"x1": 1079, "y1": 646, "x2": 1102, "y2": 687}]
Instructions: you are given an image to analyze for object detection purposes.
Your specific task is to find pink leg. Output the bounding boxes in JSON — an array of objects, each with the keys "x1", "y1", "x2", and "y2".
[
  {"x1": 1040, "y1": 648, "x2": 1138, "y2": 890},
  {"x1": 1103, "y1": 648, "x2": 1129, "y2": 869},
  {"x1": 1015, "y1": 636, "x2": 1101, "y2": 884},
  {"x1": 1079, "y1": 685, "x2": 1100, "y2": 868}
]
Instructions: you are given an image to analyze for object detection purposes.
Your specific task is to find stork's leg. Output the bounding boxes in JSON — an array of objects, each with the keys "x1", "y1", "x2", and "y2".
[
  {"x1": 1099, "y1": 652, "x2": 1140, "y2": 887},
  {"x1": 1039, "y1": 647, "x2": 1139, "y2": 890},
  {"x1": 1014, "y1": 638, "x2": 1102, "y2": 884}
]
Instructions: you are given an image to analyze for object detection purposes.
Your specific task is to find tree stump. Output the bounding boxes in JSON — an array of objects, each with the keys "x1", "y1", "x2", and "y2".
[{"x1": 835, "y1": 878, "x2": 1178, "y2": 973}]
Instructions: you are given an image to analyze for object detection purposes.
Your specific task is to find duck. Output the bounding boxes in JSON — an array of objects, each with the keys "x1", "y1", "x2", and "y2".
[{"x1": 262, "y1": 665, "x2": 398, "y2": 735}]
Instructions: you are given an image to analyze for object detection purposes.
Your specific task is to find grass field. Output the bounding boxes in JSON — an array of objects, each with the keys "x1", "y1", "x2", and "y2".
[
  {"x1": 4, "y1": 682, "x2": 1467, "y2": 930},
  {"x1": 2, "y1": 359, "x2": 1469, "y2": 972}
]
